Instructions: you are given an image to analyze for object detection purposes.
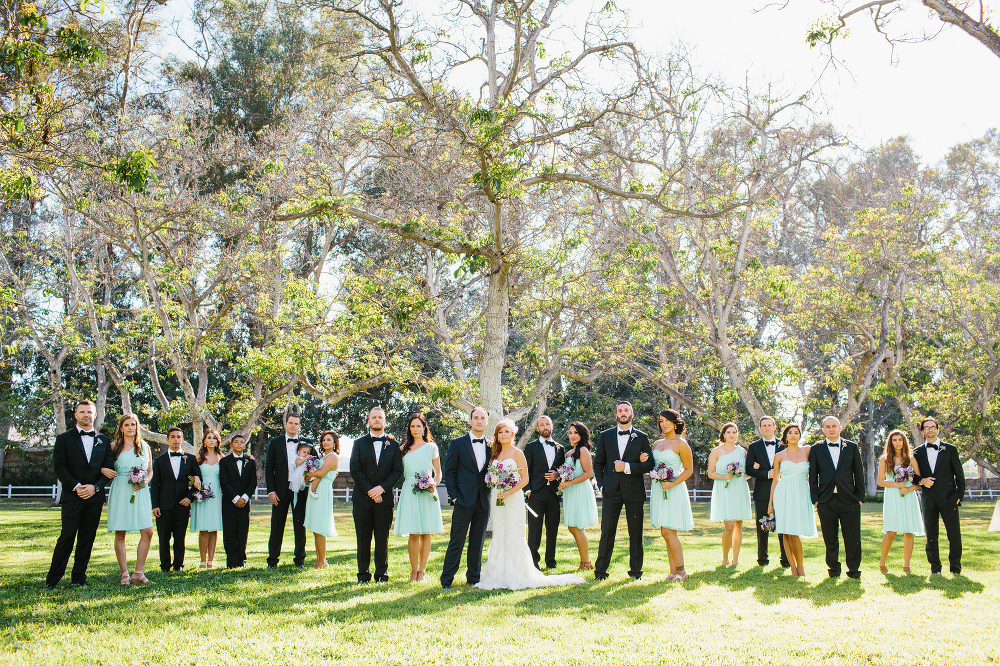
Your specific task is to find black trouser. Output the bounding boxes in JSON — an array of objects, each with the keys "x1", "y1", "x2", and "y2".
[
  {"x1": 222, "y1": 508, "x2": 250, "y2": 568},
  {"x1": 440, "y1": 500, "x2": 489, "y2": 586},
  {"x1": 924, "y1": 499, "x2": 962, "y2": 573},
  {"x1": 46, "y1": 498, "x2": 103, "y2": 586},
  {"x1": 527, "y1": 490, "x2": 561, "y2": 569},
  {"x1": 594, "y1": 492, "x2": 645, "y2": 578},
  {"x1": 156, "y1": 505, "x2": 191, "y2": 571},
  {"x1": 267, "y1": 489, "x2": 308, "y2": 567},
  {"x1": 754, "y1": 496, "x2": 789, "y2": 567},
  {"x1": 353, "y1": 499, "x2": 394, "y2": 581},
  {"x1": 817, "y1": 494, "x2": 862, "y2": 577}
]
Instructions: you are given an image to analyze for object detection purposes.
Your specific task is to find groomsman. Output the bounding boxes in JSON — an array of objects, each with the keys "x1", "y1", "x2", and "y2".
[
  {"x1": 350, "y1": 407, "x2": 403, "y2": 582},
  {"x1": 45, "y1": 400, "x2": 115, "y2": 589},
  {"x1": 220, "y1": 434, "x2": 256, "y2": 568},
  {"x1": 265, "y1": 412, "x2": 314, "y2": 568},
  {"x1": 524, "y1": 415, "x2": 565, "y2": 570},
  {"x1": 441, "y1": 406, "x2": 491, "y2": 588},
  {"x1": 151, "y1": 427, "x2": 200, "y2": 572},
  {"x1": 913, "y1": 417, "x2": 965, "y2": 574},
  {"x1": 809, "y1": 416, "x2": 865, "y2": 579},
  {"x1": 593, "y1": 400, "x2": 654, "y2": 580},
  {"x1": 746, "y1": 415, "x2": 790, "y2": 568}
]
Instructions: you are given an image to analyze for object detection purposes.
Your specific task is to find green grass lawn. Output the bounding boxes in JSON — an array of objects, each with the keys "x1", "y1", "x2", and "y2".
[{"x1": 1, "y1": 500, "x2": 997, "y2": 665}]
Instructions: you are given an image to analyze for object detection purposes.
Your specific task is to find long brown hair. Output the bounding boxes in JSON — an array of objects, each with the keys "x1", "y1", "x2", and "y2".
[
  {"x1": 402, "y1": 413, "x2": 434, "y2": 456},
  {"x1": 883, "y1": 429, "x2": 912, "y2": 468},
  {"x1": 489, "y1": 419, "x2": 518, "y2": 462},
  {"x1": 318, "y1": 430, "x2": 340, "y2": 455},
  {"x1": 112, "y1": 414, "x2": 146, "y2": 460},
  {"x1": 568, "y1": 421, "x2": 591, "y2": 460},
  {"x1": 198, "y1": 429, "x2": 223, "y2": 464}
]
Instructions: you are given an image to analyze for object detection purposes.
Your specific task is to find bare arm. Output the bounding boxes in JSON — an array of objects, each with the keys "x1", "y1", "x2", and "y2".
[
  {"x1": 706, "y1": 447, "x2": 726, "y2": 480},
  {"x1": 500, "y1": 450, "x2": 530, "y2": 499}
]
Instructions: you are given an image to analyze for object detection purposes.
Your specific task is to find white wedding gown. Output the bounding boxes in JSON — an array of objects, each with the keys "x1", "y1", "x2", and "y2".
[{"x1": 475, "y1": 459, "x2": 586, "y2": 590}]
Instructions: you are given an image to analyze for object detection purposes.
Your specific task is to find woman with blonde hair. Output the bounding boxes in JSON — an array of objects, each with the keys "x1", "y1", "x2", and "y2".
[{"x1": 877, "y1": 429, "x2": 924, "y2": 573}]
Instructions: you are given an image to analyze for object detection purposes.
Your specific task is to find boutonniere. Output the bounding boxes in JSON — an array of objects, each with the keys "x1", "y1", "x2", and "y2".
[{"x1": 629, "y1": 433, "x2": 636, "y2": 441}]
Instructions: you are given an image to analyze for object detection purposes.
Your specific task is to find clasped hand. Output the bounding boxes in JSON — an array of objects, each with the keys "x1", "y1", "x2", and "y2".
[
  {"x1": 368, "y1": 485, "x2": 385, "y2": 503},
  {"x1": 75, "y1": 484, "x2": 96, "y2": 499},
  {"x1": 920, "y1": 477, "x2": 935, "y2": 488}
]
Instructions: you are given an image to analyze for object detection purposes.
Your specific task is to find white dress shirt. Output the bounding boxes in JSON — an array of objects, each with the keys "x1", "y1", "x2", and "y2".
[
  {"x1": 763, "y1": 440, "x2": 778, "y2": 467},
  {"x1": 470, "y1": 431, "x2": 487, "y2": 470},
  {"x1": 541, "y1": 439, "x2": 557, "y2": 468},
  {"x1": 826, "y1": 439, "x2": 842, "y2": 492},
  {"x1": 925, "y1": 439, "x2": 941, "y2": 471},
  {"x1": 232, "y1": 455, "x2": 250, "y2": 504},
  {"x1": 370, "y1": 432, "x2": 386, "y2": 465},
  {"x1": 169, "y1": 451, "x2": 183, "y2": 479},
  {"x1": 616, "y1": 428, "x2": 633, "y2": 475},
  {"x1": 78, "y1": 427, "x2": 95, "y2": 463}
]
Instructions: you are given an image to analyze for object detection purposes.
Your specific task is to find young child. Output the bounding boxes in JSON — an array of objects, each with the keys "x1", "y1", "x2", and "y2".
[{"x1": 289, "y1": 442, "x2": 313, "y2": 500}]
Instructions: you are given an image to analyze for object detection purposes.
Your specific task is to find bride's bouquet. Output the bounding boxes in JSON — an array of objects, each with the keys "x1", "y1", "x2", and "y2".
[
  {"x1": 649, "y1": 463, "x2": 674, "y2": 500},
  {"x1": 126, "y1": 466, "x2": 148, "y2": 504},
  {"x1": 725, "y1": 461, "x2": 744, "y2": 488},
  {"x1": 412, "y1": 469, "x2": 438, "y2": 500},
  {"x1": 484, "y1": 460, "x2": 520, "y2": 506},
  {"x1": 555, "y1": 462, "x2": 575, "y2": 495}
]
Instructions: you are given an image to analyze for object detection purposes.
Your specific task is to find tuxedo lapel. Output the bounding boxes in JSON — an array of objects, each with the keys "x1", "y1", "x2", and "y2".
[
  {"x1": 462, "y1": 435, "x2": 479, "y2": 469},
  {"x1": 71, "y1": 430, "x2": 88, "y2": 463},
  {"x1": 621, "y1": 433, "x2": 640, "y2": 461}
]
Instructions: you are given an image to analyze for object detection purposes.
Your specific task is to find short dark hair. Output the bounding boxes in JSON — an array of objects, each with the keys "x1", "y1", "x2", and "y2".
[
  {"x1": 75, "y1": 400, "x2": 96, "y2": 409},
  {"x1": 718, "y1": 422, "x2": 738, "y2": 442},
  {"x1": 283, "y1": 412, "x2": 301, "y2": 423},
  {"x1": 470, "y1": 406, "x2": 488, "y2": 419},
  {"x1": 616, "y1": 400, "x2": 632, "y2": 409},
  {"x1": 166, "y1": 426, "x2": 184, "y2": 437},
  {"x1": 230, "y1": 433, "x2": 245, "y2": 442},
  {"x1": 920, "y1": 417, "x2": 939, "y2": 431},
  {"x1": 758, "y1": 415, "x2": 775, "y2": 426}
]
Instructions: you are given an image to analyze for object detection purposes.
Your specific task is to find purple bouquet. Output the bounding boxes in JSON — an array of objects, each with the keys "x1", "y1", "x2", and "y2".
[
  {"x1": 759, "y1": 513, "x2": 776, "y2": 532},
  {"x1": 484, "y1": 460, "x2": 520, "y2": 506},
  {"x1": 649, "y1": 463, "x2": 675, "y2": 500},
  {"x1": 893, "y1": 465, "x2": 914, "y2": 485},
  {"x1": 412, "y1": 469, "x2": 438, "y2": 500},
  {"x1": 126, "y1": 466, "x2": 147, "y2": 504},
  {"x1": 725, "y1": 461, "x2": 744, "y2": 488},
  {"x1": 555, "y1": 463, "x2": 575, "y2": 494},
  {"x1": 194, "y1": 486, "x2": 215, "y2": 502},
  {"x1": 304, "y1": 456, "x2": 322, "y2": 475}
]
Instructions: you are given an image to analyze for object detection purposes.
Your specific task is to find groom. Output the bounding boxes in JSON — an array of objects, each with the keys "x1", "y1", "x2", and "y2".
[
  {"x1": 809, "y1": 416, "x2": 865, "y2": 579},
  {"x1": 440, "y1": 406, "x2": 491, "y2": 588},
  {"x1": 593, "y1": 400, "x2": 654, "y2": 580}
]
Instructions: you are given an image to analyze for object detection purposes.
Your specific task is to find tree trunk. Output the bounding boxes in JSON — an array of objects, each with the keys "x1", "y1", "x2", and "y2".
[
  {"x1": 865, "y1": 399, "x2": 878, "y2": 496},
  {"x1": 479, "y1": 258, "x2": 511, "y2": 424}
]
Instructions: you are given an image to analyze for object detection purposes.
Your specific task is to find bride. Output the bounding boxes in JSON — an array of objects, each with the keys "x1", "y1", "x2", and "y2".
[{"x1": 476, "y1": 418, "x2": 586, "y2": 590}]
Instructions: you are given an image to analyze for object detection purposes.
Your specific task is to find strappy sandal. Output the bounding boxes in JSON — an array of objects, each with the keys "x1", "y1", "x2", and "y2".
[
  {"x1": 120, "y1": 572, "x2": 131, "y2": 586},
  {"x1": 130, "y1": 571, "x2": 149, "y2": 584},
  {"x1": 577, "y1": 561, "x2": 594, "y2": 571},
  {"x1": 416, "y1": 570, "x2": 426, "y2": 582}
]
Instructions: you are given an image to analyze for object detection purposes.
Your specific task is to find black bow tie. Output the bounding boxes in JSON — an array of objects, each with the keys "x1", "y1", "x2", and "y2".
[
  {"x1": 286, "y1": 438, "x2": 300, "y2": 444},
  {"x1": 827, "y1": 441, "x2": 840, "y2": 448},
  {"x1": 371, "y1": 437, "x2": 384, "y2": 444},
  {"x1": 928, "y1": 442, "x2": 942, "y2": 451},
  {"x1": 542, "y1": 440, "x2": 554, "y2": 446},
  {"x1": 764, "y1": 440, "x2": 777, "y2": 446},
  {"x1": 234, "y1": 455, "x2": 246, "y2": 461},
  {"x1": 169, "y1": 451, "x2": 184, "y2": 457},
  {"x1": 618, "y1": 430, "x2": 631, "y2": 436},
  {"x1": 472, "y1": 438, "x2": 485, "y2": 444},
  {"x1": 80, "y1": 430, "x2": 95, "y2": 437}
]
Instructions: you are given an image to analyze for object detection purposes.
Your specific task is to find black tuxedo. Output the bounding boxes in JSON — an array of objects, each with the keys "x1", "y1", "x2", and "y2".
[
  {"x1": 349, "y1": 433, "x2": 403, "y2": 582},
  {"x1": 46, "y1": 428, "x2": 114, "y2": 587},
  {"x1": 913, "y1": 441, "x2": 965, "y2": 573},
  {"x1": 264, "y1": 434, "x2": 315, "y2": 567},
  {"x1": 441, "y1": 433, "x2": 491, "y2": 587},
  {"x1": 151, "y1": 450, "x2": 200, "y2": 571},
  {"x1": 524, "y1": 438, "x2": 566, "y2": 569},
  {"x1": 746, "y1": 437, "x2": 789, "y2": 567},
  {"x1": 593, "y1": 426, "x2": 654, "y2": 579},
  {"x1": 220, "y1": 453, "x2": 257, "y2": 568},
  {"x1": 809, "y1": 439, "x2": 864, "y2": 578}
]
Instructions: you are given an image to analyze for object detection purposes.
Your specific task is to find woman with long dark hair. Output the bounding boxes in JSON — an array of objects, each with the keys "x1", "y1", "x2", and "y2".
[
  {"x1": 768, "y1": 423, "x2": 816, "y2": 577},
  {"x1": 707, "y1": 423, "x2": 753, "y2": 567},
  {"x1": 558, "y1": 422, "x2": 598, "y2": 571},
  {"x1": 304, "y1": 430, "x2": 340, "y2": 568},
  {"x1": 393, "y1": 413, "x2": 444, "y2": 581},
  {"x1": 190, "y1": 429, "x2": 224, "y2": 568},
  {"x1": 877, "y1": 429, "x2": 924, "y2": 573},
  {"x1": 104, "y1": 414, "x2": 154, "y2": 584},
  {"x1": 643, "y1": 409, "x2": 694, "y2": 581}
]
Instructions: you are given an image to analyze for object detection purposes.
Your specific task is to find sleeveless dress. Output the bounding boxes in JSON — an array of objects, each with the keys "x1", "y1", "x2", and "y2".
[
  {"x1": 305, "y1": 460, "x2": 338, "y2": 538},
  {"x1": 189, "y1": 462, "x2": 223, "y2": 532},
  {"x1": 476, "y1": 459, "x2": 586, "y2": 590},
  {"x1": 709, "y1": 447, "x2": 753, "y2": 522},
  {"x1": 882, "y1": 469, "x2": 925, "y2": 535},
  {"x1": 106, "y1": 446, "x2": 153, "y2": 532},
  {"x1": 989, "y1": 500, "x2": 1000, "y2": 532},
  {"x1": 562, "y1": 457, "x2": 598, "y2": 528},
  {"x1": 650, "y1": 449, "x2": 693, "y2": 531},
  {"x1": 394, "y1": 443, "x2": 444, "y2": 536},
  {"x1": 773, "y1": 460, "x2": 817, "y2": 537}
]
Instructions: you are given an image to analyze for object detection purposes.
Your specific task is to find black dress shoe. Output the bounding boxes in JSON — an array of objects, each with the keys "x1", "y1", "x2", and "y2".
[
  {"x1": 950, "y1": 568, "x2": 962, "y2": 575},
  {"x1": 594, "y1": 573, "x2": 609, "y2": 580},
  {"x1": 441, "y1": 583, "x2": 451, "y2": 589},
  {"x1": 629, "y1": 574, "x2": 642, "y2": 580},
  {"x1": 44, "y1": 584, "x2": 56, "y2": 590},
  {"x1": 295, "y1": 564, "x2": 305, "y2": 569},
  {"x1": 846, "y1": 572, "x2": 861, "y2": 580},
  {"x1": 173, "y1": 567, "x2": 183, "y2": 572},
  {"x1": 376, "y1": 575, "x2": 389, "y2": 583},
  {"x1": 71, "y1": 581, "x2": 88, "y2": 588},
  {"x1": 545, "y1": 564, "x2": 557, "y2": 570},
  {"x1": 267, "y1": 565, "x2": 277, "y2": 569}
]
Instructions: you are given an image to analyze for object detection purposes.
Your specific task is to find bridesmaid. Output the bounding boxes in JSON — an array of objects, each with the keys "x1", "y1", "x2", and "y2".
[
  {"x1": 304, "y1": 430, "x2": 340, "y2": 568},
  {"x1": 190, "y1": 429, "x2": 224, "y2": 569},
  {"x1": 394, "y1": 413, "x2": 444, "y2": 582},
  {"x1": 877, "y1": 429, "x2": 924, "y2": 573},
  {"x1": 643, "y1": 409, "x2": 694, "y2": 581},
  {"x1": 768, "y1": 423, "x2": 816, "y2": 577},
  {"x1": 558, "y1": 421, "x2": 598, "y2": 571},
  {"x1": 104, "y1": 414, "x2": 154, "y2": 585},
  {"x1": 707, "y1": 423, "x2": 753, "y2": 567}
]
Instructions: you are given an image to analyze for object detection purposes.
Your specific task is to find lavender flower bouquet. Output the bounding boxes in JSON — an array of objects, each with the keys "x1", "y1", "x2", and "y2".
[
  {"x1": 555, "y1": 462, "x2": 575, "y2": 494},
  {"x1": 484, "y1": 460, "x2": 520, "y2": 506},
  {"x1": 649, "y1": 463, "x2": 675, "y2": 500},
  {"x1": 759, "y1": 513, "x2": 776, "y2": 532},
  {"x1": 725, "y1": 461, "x2": 744, "y2": 488},
  {"x1": 126, "y1": 466, "x2": 147, "y2": 504},
  {"x1": 412, "y1": 469, "x2": 438, "y2": 500}
]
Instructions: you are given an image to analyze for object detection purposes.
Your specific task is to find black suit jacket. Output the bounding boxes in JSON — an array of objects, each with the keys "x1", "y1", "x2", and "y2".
[
  {"x1": 443, "y1": 433, "x2": 490, "y2": 510},
  {"x1": 912, "y1": 442, "x2": 966, "y2": 508},
  {"x1": 219, "y1": 454, "x2": 257, "y2": 514},
  {"x1": 808, "y1": 440, "x2": 864, "y2": 504},
  {"x1": 53, "y1": 428, "x2": 114, "y2": 505},
  {"x1": 524, "y1": 438, "x2": 566, "y2": 498},
  {"x1": 150, "y1": 451, "x2": 200, "y2": 511},
  {"x1": 350, "y1": 434, "x2": 403, "y2": 507},
  {"x1": 746, "y1": 437, "x2": 785, "y2": 502},
  {"x1": 264, "y1": 435, "x2": 315, "y2": 500},
  {"x1": 593, "y1": 427, "x2": 654, "y2": 503}
]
